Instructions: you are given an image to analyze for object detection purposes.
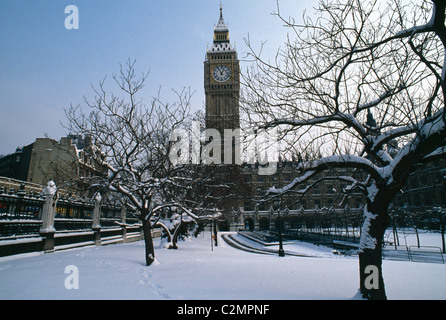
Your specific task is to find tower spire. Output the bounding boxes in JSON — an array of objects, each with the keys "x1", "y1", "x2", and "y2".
[
  {"x1": 215, "y1": 2, "x2": 228, "y2": 32},
  {"x1": 209, "y1": 2, "x2": 233, "y2": 52}
]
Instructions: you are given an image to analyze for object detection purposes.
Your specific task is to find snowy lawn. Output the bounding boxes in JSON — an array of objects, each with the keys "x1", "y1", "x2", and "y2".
[{"x1": 0, "y1": 232, "x2": 445, "y2": 300}]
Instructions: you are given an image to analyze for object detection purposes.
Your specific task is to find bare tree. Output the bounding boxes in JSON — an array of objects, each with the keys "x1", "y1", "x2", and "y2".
[
  {"x1": 242, "y1": 0, "x2": 446, "y2": 299},
  {"x1": 64, "y1": 59, "x2": 202, "y2": 266}
]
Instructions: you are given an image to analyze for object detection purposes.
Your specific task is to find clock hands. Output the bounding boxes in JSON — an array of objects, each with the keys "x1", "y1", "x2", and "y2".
[{"x1": 213, "y1": 65, "x2": 230, "y2": 82}]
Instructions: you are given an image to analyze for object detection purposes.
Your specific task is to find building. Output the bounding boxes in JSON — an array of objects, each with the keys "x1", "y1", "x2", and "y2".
[
  {"x1": 202, "y1": 4, "x2": 246, "y2": 218},
  {"x1": 203, "y1": 5, "x2": 446, "y2": 232},
  {"x1": 201, "y1": 5, "x2": 363, "y2": 230},
  {"x1": 0, "y1": 144, "x2": 33, "y2": 181},
  {"x1": 393, "y1": 157, "x2": 446, "y2": 210},
  {"x1": 0, "y1": 135, "x2": 107, "y2": 196},
  {"x1": 204, "y1": 3, "x2": 240, "y2": 139}
]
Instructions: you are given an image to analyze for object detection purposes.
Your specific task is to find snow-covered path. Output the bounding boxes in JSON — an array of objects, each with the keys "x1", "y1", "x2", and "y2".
[{"x1": 0, "y1": 232, "x2": 445, "y2": 300}]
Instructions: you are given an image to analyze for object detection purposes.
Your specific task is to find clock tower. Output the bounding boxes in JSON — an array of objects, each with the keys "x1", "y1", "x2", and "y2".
[
  {"x1": 202, "y1": 4, "x2": 247, "y2": 220},
  {"x1": 204, "y1": 3, "x2": 240, "y2": 143}
]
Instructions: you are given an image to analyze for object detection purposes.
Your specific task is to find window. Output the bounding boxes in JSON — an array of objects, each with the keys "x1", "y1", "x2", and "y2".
[{"x1": 244, "y1": 200, "x2": 252, "y2": 211}]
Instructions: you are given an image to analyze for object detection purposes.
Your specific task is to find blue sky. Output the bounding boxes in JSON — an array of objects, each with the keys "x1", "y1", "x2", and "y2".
[{"x1": 0, "y1": 0, "x2": 316, "y2": 155}]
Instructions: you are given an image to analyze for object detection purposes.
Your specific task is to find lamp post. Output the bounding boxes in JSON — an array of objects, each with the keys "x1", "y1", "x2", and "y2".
[{"x1": 274, "y1": 198, "x2": 285, "y2": 257}]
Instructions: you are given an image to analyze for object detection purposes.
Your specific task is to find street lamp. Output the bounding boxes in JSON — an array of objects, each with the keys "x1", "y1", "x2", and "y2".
[{"x1": 274, "y1": 198, "x2": 285, "y2": 257}]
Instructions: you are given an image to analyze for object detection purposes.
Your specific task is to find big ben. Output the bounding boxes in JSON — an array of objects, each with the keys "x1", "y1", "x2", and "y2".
[
  {"x1": 203, "y1": 4, "x2": 246, "y2": 219},
  {"x1": 204, "y1": 3, "x2": 240, "y2": 138}
]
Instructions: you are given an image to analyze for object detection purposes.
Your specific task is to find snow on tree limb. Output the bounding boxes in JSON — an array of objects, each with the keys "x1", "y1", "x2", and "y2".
[{"x1": 242, "y1": 0, "x2": 446, "y2": 300}]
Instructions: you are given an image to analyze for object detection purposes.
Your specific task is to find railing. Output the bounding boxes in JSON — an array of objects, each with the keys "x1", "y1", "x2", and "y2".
[
  {"x1": 0, "y1": 179, "x2": 144, "y2": 257},
  {"x1": 0, "y1": 176, "x2": 47, "y2": 196},
  {"x1": 0, "y1": 191, "x2": 45, "y2": 237},
  {"x1": 408, "y1": 246, "x2": 444, "y2": 264},
  {"x1": 0, "y1": 191, "x2": 126, "y2": 237},
  {"x1": 277, "y1": 229, "x2": 361, "y2": 245}
]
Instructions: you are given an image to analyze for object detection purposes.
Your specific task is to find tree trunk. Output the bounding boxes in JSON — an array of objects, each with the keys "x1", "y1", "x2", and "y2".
[
  {"x1": 142, "y1": 219, "x2": 155, "y2": 266},
  {"x1": 154, "y1": 222, "x2": 173, "y2": 248},
  {"x1": 358, "y1": 196, "x2": 390, "y2": 300},
  {"x1": 213, "y1": 221, "x2": 218, "y2": 247},
  {"x1": 415, "y1": 226, "x2": 420, "y2": 248},
  {"x1": 170, "y1": 220, "x2": 186, "y2": 250}
]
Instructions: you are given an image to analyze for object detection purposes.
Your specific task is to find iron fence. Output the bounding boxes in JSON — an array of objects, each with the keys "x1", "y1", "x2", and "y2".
[{"x1": 0, "y1": 188, "x2": 125, "y2": 237}]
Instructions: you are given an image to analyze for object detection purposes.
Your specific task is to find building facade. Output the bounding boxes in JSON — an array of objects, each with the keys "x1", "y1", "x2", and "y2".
[
  {"x1": 0, "y1": 144, "x2": 33, "y2": 181},
  {"x1": 0, "y1": 135, "x2": 107, "y2": 197},
  {"x1": 204, "y1": 4, "x2": 240, "y2": 135},
  {"x1": 204, "y1": 4, "x2": 241, "y2": 166}
]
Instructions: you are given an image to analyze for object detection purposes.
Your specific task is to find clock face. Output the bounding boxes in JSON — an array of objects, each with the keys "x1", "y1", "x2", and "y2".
[{"x1": 212, "y1": 65, "x2": 231, "y2": 82}]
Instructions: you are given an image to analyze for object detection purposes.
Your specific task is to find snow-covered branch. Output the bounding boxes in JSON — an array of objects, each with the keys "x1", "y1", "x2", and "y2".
[{"x1": 243, "y1": 0, "x2": 446, "y2": 300}]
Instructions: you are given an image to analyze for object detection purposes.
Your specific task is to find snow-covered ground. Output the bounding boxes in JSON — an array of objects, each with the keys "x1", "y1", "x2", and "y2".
[{"x1": 0, "y1": 231, "x2": 445, "y2": 300}]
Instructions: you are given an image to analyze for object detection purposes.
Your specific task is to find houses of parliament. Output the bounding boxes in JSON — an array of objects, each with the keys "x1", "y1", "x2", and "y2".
[
  {"x1": 201, "y1": 5, "x2": 365, "y2": 230},
  {"x1": 202, "y1": 4, "x2": 446, "y2": 231}
]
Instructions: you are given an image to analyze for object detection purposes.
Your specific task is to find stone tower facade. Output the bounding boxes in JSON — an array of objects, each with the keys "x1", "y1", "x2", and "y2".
[
  {"x1": 202, "y1": 4, "x2": 246, "y2": 217},
  {"x1": 204, "y1": 4, "x2": 240, "y2": 141}
]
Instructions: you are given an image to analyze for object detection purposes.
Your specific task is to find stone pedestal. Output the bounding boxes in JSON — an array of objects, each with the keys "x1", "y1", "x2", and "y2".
[
  {"x1": 121, "y1": 206, "x2": 127, "y2": 243},
  {"x1": 92, "y1": 227, "x2": 101, "y2": 246},
  {"x1": 39, "y1": 181, "x2": 58, "y2": 253},
  {"x1": 41, "y1": 233, "x2": 55, "y2": 253},
  {"x1": 92, "y1": 192, "x2": 102, "y2": 246}
]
